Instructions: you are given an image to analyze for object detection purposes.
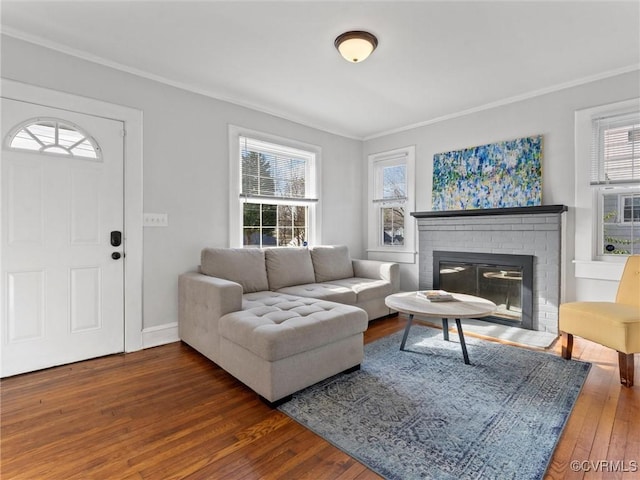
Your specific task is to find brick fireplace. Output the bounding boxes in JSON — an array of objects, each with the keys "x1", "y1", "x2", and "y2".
[{"x1": 412, "y1": 205, "x2": 568, "y2": 334}]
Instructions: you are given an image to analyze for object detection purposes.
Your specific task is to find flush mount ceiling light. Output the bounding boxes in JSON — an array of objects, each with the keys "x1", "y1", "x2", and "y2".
[{"x1": 334, "y1": 31, "x2": 378, "y2": 63}]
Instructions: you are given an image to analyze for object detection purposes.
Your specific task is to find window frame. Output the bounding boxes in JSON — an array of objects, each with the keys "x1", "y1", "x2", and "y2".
[
  {"x1": 574, "y1": 98, "x2": 640, "y2": 280},
  {"x1": 228, "y1": 125, "x2": 321, "y2": 248},
  {"x1": 592, "y1": 111, "x2": 640, "y2": 259},
  {"x1": 367, "y1": 146, "x2": 416, "y2": 263}
]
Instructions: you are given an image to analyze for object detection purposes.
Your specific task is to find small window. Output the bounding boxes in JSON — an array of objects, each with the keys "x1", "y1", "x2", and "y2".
[
  {"x1": 367, "y1": 146, "x2": 416, "y2": 262},
  {"x1": 7, "y1": 118, "x2": 101, "y2": 160}
]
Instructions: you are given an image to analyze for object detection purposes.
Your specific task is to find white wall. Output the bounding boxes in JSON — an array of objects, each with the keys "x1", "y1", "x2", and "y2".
[
  {"x1": 363, "y1": 71, "x2": 640, "y2": 301},
  {"x1": 3, "y1": 34, "x2": 637, "y2": 339},
  {"x1": 1, "y1": 36, "x2": 364, "y2": 334}
]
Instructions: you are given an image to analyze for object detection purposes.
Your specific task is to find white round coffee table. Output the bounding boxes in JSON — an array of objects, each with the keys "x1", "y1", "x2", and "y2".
[{"x1": 385, "y1": 291, "x2": 497, "y2": 364}]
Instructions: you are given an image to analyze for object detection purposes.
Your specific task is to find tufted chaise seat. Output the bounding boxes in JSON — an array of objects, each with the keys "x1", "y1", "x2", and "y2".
[
  {"x1": 218, "y1": 292, "x2": 367, "y2": 403},
  {"x1": 221, "y1": 293, "x2": 367, "y2": 361}
]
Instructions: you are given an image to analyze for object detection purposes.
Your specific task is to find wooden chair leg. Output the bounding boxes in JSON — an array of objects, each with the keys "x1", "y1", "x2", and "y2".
[
  {"x1": 618, "y1": 352, "x2": 635, "y2": 387},
  {"x1": 561, "y1": 332, "x2": 573, "y2": 360}
]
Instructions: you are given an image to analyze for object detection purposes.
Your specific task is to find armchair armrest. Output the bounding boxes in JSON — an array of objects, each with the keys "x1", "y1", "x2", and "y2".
[{"x1": 352, "y1": 259, "x2": 400, "y2": 293}]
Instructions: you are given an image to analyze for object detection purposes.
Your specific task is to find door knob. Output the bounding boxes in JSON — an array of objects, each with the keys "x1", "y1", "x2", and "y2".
[{"x1": 112, "y1": 252, "x2": 122, "y2": 260}]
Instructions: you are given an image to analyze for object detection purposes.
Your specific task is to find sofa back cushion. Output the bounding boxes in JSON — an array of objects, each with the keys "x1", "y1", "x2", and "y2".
[
  {"x1": 265, "y1": 247, "x2": 316, "y2": 290},
  {"x1": 201, "y1": 248, "x2": 269, "y2": 293},
  {"x1": 310, "y1": 245, "x2": 354, "y2": 282}
]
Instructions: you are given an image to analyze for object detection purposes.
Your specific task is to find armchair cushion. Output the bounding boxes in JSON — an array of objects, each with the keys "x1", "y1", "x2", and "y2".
[{"x1": 559, "y1": 302, "x2": 640, "y2": 354}]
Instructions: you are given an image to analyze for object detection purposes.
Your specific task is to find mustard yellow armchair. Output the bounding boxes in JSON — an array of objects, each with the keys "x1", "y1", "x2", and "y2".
[{"x1": 559, "y1": 255, "x2": 640, "y2": 387}]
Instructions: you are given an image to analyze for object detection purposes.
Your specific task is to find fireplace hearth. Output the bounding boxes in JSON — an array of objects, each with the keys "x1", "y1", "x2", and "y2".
[{"x1": 433, "y1": 251, "x2": 534, "y2": 329}]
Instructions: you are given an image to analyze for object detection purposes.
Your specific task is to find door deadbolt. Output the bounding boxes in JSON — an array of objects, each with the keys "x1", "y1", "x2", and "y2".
[
  {"x1": 110, "y1": 231, "x2": 122, "y2": 247},
  {"x1": 112, "y1": 252, "x2": 122, "y2": 260}
]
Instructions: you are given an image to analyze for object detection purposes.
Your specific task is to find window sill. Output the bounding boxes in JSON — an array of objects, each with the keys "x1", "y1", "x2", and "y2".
[{"x1": 573, "y1": 260, "x2": 625, "y2": 281}]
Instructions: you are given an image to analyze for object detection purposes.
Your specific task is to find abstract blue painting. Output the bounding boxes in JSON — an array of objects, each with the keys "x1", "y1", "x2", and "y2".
[{"x1": 432, "y1": 135, "x2": 542, "y2": 210}]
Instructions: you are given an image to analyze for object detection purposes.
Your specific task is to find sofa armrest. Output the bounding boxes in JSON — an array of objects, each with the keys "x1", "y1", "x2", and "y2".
[
  {"x1": 352, "y1": 259, "x2": 400, "y2": 293},
  {"x1": 179, "y1": 271, "x2": 243, "y2": 316},
  {"x1": 178, "y1": 272, "x2": 243, "y2": 363}
]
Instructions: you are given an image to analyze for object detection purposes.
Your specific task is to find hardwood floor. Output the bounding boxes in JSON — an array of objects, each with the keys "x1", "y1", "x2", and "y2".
[{"x1": 1, "y1": 315, "x2": 638, "y2": 479}]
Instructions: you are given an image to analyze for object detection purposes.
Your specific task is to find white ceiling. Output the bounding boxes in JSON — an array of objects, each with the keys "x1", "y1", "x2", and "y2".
[{"x1": 2, "y1": 1, "x2": 639, "y2": 139}]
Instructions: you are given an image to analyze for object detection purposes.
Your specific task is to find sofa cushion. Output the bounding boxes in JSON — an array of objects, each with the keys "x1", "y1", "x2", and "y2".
[
  {"x1": 265, "y1": 247, "x2": 316, "y2": 291},
  {"x1": 310, "y1": 245, "x2": 354, "y2": 282},
  {"x1": 329, "y1": 277, "x2": 393, "y2": 303},
  {"x1": 276, "y1": 283, "x2": 357, "y2": 304},
  {"x1": 220, "y1": 292, "x2": 368, "y2": 361},
  {"x1": 201, "y1": 248, "x2": 268, "y2": 293}
]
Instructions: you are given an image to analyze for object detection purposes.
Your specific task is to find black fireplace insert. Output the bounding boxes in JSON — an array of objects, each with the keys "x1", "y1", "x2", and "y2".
[{"x1": 433, "y1": 251, "x2": 534, "y2": 330}]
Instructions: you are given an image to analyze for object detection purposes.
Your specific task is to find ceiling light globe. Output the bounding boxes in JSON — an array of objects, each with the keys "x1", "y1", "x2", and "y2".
[{"x1": 335, "y1": 31, "x2": 378, "y2": 63}]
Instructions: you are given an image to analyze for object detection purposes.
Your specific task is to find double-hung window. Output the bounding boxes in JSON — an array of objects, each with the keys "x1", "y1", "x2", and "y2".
[
  {"x1": 229, "y1": 127, "x2": 319, "y2": 248},
  {"x1": 367, "y1": 146, "x2": 415, "y2": 263},
  {"x1": 591, "y1": 112, "x2": 640, "y2": 256}
]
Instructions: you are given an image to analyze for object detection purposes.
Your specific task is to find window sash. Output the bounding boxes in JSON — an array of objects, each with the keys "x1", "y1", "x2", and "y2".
[
  {"x1": 597, "y1": 186, "x2": 640, "y2": 257},
  {"x1": 242, "y1": 201, "x2": 309, "y2": 247},
  {"x1": 240, "y1": 193, "x2": 317, "y2": 204},
  {"x1": 372, "y1": 197, "x2": 407, "y2": 206},
  {"x1": 380, "y1": 205, "x2": 405, "y2": 246},
  {"x1": 240, "y1": 135, "x2": 316, "y2": 201},
  {"x1": 372, "y1": 154, "x2": 408, "y2": 202},
  {"x1": 591, "y1": 111, "x2": 640, "y2": 186}
]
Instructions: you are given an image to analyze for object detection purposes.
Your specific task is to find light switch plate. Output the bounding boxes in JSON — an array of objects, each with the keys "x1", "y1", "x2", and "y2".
[{"x1": 143, "y1": 213, "x2": 168, "y2": 227}]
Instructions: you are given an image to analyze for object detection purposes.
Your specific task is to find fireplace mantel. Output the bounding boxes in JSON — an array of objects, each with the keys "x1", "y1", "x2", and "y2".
[{"x1": 411, "y1": 204, "x2": 567, "y2": 219}]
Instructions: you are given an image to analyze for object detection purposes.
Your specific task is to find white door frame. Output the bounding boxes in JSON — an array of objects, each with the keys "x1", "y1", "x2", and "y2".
[{"x1": 1, "y1": 78, "x2": 143, "y2": 353}]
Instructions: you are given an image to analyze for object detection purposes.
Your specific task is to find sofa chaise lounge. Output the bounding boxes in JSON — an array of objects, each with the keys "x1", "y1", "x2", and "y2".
[{"x1": 178, "y1": 245, "x2": 399, "y2": 405}]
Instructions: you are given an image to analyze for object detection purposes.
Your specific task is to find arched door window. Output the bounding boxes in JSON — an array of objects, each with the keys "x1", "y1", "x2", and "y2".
[{"x1": 6, "y1": 117, "x2": 101, "y2": 160}]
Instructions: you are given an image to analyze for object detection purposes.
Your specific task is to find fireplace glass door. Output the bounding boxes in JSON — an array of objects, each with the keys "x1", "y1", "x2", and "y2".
[{"x1": 439, "y1": 262, "x2": 523, "y2": 323}]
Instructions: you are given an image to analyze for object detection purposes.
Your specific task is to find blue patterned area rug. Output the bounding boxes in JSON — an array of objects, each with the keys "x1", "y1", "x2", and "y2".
[{"x1": 279, "y1": 325, "x2": 590, "y2": 480}]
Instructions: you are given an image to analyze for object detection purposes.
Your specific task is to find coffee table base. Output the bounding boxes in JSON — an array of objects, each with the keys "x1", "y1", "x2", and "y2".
[{"x1": 400, "y1": 314, "x2": 470, "y2": 365}]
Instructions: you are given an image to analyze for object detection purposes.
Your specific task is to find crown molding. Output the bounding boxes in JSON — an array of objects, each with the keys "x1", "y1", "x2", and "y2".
[
  {"x1": 4, "y1": 27, "x2": 639, "y2": 143},
  {"x1": 363, "y1": 63, "x2": 640, "y2": 140},
  {"x1": 1, "y1": 27, "x2": 362, "y2": 141}
]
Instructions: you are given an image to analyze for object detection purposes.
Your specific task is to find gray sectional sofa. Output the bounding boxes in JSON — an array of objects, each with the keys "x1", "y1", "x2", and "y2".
[{"x1": 178, "y1": 245, "x2": 399, "y2": 404}]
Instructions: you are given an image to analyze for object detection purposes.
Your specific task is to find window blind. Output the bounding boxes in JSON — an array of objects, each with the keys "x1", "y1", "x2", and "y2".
[
  {"x1": 591, "y1": 111, "x2": 640, "y2": 185},
  {"x1": 240, "y1": 136, "x2": 316, "y2": 201}
]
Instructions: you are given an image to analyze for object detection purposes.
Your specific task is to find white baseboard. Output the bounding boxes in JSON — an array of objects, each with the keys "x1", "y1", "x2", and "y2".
[{"x1": 142, "y1": 322, "x2": 179, "y2": 349}]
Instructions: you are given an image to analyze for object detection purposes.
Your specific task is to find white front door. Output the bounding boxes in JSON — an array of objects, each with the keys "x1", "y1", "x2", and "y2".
[{"x1": 1, "y1": 98, "x2": 125, "y2": 377}]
